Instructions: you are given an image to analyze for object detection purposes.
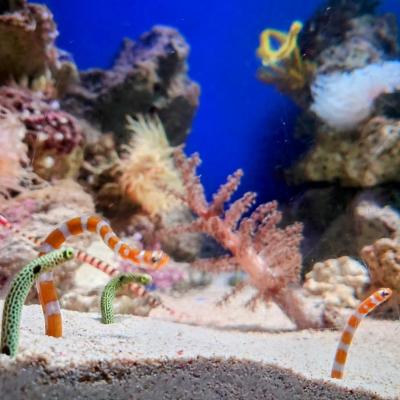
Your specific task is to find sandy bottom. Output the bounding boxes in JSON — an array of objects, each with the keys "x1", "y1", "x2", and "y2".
[{"x1": 0, "y1": 281, "x2": 399, "y2": 400}]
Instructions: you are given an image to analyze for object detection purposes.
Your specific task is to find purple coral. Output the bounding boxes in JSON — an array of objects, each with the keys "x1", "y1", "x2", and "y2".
[
  {"x1": 0, "y1": 86, "x2": 83, "y2": 155},
  {"x1": 62, "y1": 25, "x2": 200, "y2": 146}
]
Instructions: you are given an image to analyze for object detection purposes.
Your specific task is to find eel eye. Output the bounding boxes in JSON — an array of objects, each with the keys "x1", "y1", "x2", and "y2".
[
  {"x1": 151, "y1": 255, "x2": 160, "y2": 264},
  {"x1": 33, "y1": 264, "x2": 42, "y2": 274},
  {"x1": 63, "y1": 248, "x2": 74, "y2": 259}
]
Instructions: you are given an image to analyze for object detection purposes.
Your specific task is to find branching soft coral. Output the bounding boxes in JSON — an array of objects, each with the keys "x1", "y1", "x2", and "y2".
[
  {"x1": 170, "y1": 148, "x2": 336, "y2": 329},
  {"x1": 119, "y1": 114, "x2": 184, "y2": 217}
]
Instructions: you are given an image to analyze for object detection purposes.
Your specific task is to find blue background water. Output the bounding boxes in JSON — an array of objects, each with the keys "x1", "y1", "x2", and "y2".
[{"x1": 43, "y1": 0, "x2": 400, "y2": 204}]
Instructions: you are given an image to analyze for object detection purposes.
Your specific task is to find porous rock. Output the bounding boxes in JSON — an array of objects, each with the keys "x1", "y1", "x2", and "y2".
[
  {"x1": 304, "y1": 256, "x2": 369, "y2": 308},
  {"x1": 62, "y1": 26, "x2": 200, "y2": 145}
]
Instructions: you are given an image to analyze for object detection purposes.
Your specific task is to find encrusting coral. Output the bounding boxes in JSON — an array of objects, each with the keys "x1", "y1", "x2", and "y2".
[
  {"x1": 0, "y1": 85, "x2": 84, "y2": 180},
  {"x1": 298, "y1": 0, "x2": 397, "y2": 66},
  {"x1": 361, "y1": 238, "x2": 400, "y2": 305},
  {"x1": 304, "y1": 256, "x2": 370, "y2": 308},
  {"x1": 168, "y1": 148, "x2": 337, "y2": 329},
  {"x1": 256, "y1": 21, "x2": 315, "y2": 98},
  {"x1": 312, "y1": 13, "x2": 399, "y2": 75},
  {"x1": 289, "y1": 0, "x2": 400, "y2": 187},
  {"x1": 119, "y1": 114, "x2": 184, "y2": 217}
]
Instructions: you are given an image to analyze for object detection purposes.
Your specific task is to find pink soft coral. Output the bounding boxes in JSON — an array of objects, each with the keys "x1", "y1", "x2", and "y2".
[{"x1": 170, "y1": 148, "x2": 336, "y2": 329}]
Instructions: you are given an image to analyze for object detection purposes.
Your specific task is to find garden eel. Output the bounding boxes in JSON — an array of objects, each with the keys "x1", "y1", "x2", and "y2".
[
  {"x1": 101, "y1": 272, "x2": 152, "y2": 324},
  {"x1": 36, "y1": 215, "x2": 168, "y2": 338},
  {"x1": 331, "y1": 288, "x2": 392, "y2": 379},
  {"x1": 1, "y1": 248, "x2": 74, "y2": 357},
  {"x1": 0, "y1": 214, "x2": 177, "y2": 337}
]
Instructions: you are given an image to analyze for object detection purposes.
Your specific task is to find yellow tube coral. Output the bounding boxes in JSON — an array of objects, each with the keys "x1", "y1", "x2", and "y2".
[
  {"x1": 257, "y1": 21, "x2": 303, "y2": 66},
  {"x1": 256, "y1": 21, "x2": 314, "y2": 93}
]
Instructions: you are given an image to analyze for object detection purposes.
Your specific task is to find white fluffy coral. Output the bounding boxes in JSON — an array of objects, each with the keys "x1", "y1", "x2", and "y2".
[{"x1": 310, "y1": 61, "x2": 400, "y2": 131}]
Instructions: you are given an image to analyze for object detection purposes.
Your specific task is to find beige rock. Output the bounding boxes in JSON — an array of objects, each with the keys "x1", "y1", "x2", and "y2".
[
  {"x1": 354, "y1": 199, "x2": 400, "y2": 243},
  {"x1": 304, "y1": 256, "x2": 370, "y2": 308},
  {"x1": 295, "y1": 117, "x2": 400, "y2": 187},
  {"x1": 361, "y1": 237, "x2": 400, "y2": 292}
]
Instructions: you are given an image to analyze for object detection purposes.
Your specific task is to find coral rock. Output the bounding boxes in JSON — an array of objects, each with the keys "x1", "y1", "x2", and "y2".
[
  {"x1": 294, "y1": 117, "x2": 400, "y2": 187},
  {"x1": 0, "y1": 2, "x2": 58, "y2": 84},
  {"x1": 0, "y1": 86, "x2": 84, "y2": 179},
  {"x1": 314, "y1": 14, "x2": 399, "y2": 74},
  {"x1": 361, "y1": 237, "x2": 400, "y2": 292},
  {"x1": 62, "y1": 26, "x2": 200, "y2": 145},
  {"x1": 0, "y1": 86, "x2": 84, "y2": 154},
  {"x1": 354, "y1": 197, "x2": 400, "y2": 243},
  {"x1": 0, "y1": 1, "x2": 78, "y2": 96},
  {"x1": 283, "y1": 188, "x2": 400, "y2": 272},
  {"x1": 304, "y1": 256, "x2": 370, "y2": 308},
  {"x1": 299, "y1": 0, "x2": 396, "y2": 64}
]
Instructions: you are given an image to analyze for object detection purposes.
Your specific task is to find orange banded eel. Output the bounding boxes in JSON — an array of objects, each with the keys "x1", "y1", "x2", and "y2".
[
  {"x1": 0, "y1": 213, "x2": 175, "y2": 314},
  {"x1": 39, "y1": 216, "x2": 169, "y2": 269},
  {"x1": 331, "y1": 288, "x2": 392, "y2": 379},
  {"x1": 0, "y1": 214, "x2": 169, "y2": 338}
]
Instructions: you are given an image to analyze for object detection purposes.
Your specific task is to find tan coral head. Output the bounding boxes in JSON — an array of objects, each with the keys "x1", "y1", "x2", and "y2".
[{"x1": 257, "y1": 20, "x2": 303, "y2": 66}]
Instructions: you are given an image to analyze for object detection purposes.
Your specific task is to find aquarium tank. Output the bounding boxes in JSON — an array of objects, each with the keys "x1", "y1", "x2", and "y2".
[{"x1": 0, "y1": 0, "x2": 399, "y2": 399}]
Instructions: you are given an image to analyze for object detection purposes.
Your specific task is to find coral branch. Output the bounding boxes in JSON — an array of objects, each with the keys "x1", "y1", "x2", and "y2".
[
  {"x1": 173, "y1": 148, "x2": 208, "y2": 216},
  {"x1": 216, "y1": 281, "x2": 248, "y2": 307},
  {"x1": 192, "y1": 255, "x2": 239, "y2": 273},
  {"x1": 209, "y1": 170, "x2": 243, "y2": 217},
  {"x1": 225, "y1": 191, "x2": 257, "y2": 230}
]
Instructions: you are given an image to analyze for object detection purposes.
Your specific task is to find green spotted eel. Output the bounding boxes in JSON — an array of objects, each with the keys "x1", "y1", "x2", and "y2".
[
  {"x1": 1, "y1": 248, "x2": 74, "y2": 357},
  {"x1": 101, "y1": 273, "x2": 152, "y2": 324}
]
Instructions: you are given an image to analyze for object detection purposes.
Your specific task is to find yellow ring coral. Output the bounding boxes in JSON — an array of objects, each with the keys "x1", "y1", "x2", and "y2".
[{"x1": 257, "y1": 21, "x2": 303, "y2": 66}]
